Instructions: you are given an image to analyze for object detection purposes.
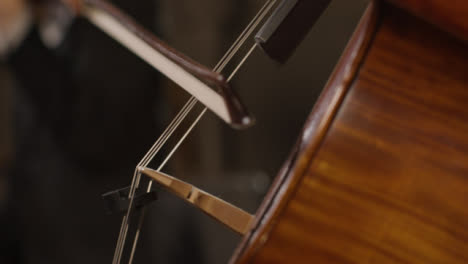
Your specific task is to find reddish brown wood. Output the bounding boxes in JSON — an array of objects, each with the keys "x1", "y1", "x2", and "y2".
[
  {"x1": 229, "y1": 2, "x2": 379, "y2": 263},
  {"x1": 385, "y1": 0, "x2": 468, "y2": 42},
  {"x1": 231, "y1": 1, "x2": 468, "y2": 263}
]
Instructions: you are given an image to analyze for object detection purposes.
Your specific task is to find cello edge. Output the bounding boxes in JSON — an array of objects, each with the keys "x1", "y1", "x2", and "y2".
[{"x1": 229, "y1": 1, "x2": 380, "y2": 263}]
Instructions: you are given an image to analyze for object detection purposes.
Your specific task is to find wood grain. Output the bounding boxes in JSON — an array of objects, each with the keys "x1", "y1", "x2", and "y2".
[
  {"x1": 385, "y1": 0, "x2": 468, "y2": 42},
  {"x1": 232, "y1": 2, "x2": 468, "y2": 263},
  {"x1": 229, "y1": 2, "x2": 379, "y2": 263}
]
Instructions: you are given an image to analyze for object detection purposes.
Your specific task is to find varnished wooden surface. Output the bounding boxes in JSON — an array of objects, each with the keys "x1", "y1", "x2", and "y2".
[
  {"x1": 230, "y1": 2, "x2": 379, "y2": 263},
  {"x1": 386, "y1": 0, "x2": 468, "y2": 42},
  {"x1": 232, "y1": 2, "x2": 468, "y2": 264}
]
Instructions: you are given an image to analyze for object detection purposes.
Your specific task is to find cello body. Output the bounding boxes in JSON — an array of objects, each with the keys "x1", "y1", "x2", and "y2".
[
  {"x1": 4, "y1": 0, "x2": 467, "y2": 262},
  {"x1": 231, "y1": 1, "x2": 468, "y2": 263}
]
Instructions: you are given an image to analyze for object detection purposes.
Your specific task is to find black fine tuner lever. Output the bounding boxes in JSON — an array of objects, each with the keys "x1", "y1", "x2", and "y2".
[
  {"x1": 255, "y1": 0, "x2": 332, "y2": 63},
  {"x1": 102, "y1": 186, "x2": 158, "y2": 215}
]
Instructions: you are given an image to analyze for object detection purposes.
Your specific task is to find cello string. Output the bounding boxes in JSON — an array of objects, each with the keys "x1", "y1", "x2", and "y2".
[
  {"x1": 113, "y1": 0, "x2": 277, "y2": 263},
  {"x1": 113, "y1": 98, "x2": 197, "y2": 264},
  {"x1": 114, "y1": 98, "x2": 200, "y2": 264},
  {"x1": 127, "y1": 43, "x2": 257, "y2": 264},
  {"x1": 120, "y1": 0, "x2": 276, "y2": 261},
  {"x1": 133, "y1": 0, "x2": 274, "y2": 179},
  {"x1": 226, "y1": 44, "x2": 257, "y2": 82},
  {"x1": 215, "y1": 0, "x2": 275, "y2": 72},
  {"x1": 125, "y1": 21, "x2": 262, "y2": 264},
  {"x1": 132, "y1": 0, "x2": 274, "y2": 171},
  {"x1": 121, "y1": 0, "x2": 270, "y2": 203},
  {"x1": 157, "y1": 44, "x2": 257, "y2": 174},
  {"x1": 155, "y1": 44, "x2": 257, "y2": 174},
  {"x1": 113, "y1": 97, "x2": 199, "y2": 264},
  {"x1": 128, "y1": 107, "x2": 208, "y2": 264}
]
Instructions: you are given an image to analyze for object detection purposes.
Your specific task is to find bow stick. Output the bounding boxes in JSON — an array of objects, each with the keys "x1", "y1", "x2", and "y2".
[
  {"x1": 64, "y1": 0, "x2": 253, "y2": 128},
  {"x1": 52, "y1": 0, "x2": 278, "y2": 262}
]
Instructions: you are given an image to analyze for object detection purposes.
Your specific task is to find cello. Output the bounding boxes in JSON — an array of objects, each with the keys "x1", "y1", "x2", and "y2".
[
  {"x1": 231, "y1": 1, "x2": 468, "y2": 263},
  {"x1": 14, "y1": 0, "x2": 468, "y2": 263}
]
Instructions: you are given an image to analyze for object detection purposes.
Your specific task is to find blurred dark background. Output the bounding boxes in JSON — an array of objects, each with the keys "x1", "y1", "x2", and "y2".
[{"x1": 0, "y1": 0, "x2": 368, "y2": 263}]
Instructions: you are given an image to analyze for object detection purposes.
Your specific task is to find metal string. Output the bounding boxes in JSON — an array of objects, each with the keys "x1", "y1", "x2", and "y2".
[
  {"x1": 112, "y1": 1, "x2": 277, "y2": 263},
  {"x1": 127, "y1": 38, "x2": 260, "y2": 264},
  {"x1": 127, "y1": 42, "x2": 257, "y2": 264},
  {"x1": 113, "y1": 98, "x2": 196, "y2": 264},
  {"x1": 113, "y1": 98, "x2": 197, "y2": 263}
]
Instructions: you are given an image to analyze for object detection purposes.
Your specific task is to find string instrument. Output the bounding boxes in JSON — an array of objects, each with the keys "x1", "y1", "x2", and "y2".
[
  {"x1": 43, "y1": 0, "x2": 468, "y2": 262},
  {"x1": 232, "y1": 1, "x2": 468, "y2": 263}
]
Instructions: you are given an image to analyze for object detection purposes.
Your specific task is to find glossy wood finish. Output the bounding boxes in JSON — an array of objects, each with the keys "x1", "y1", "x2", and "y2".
[
  {"x1": 230, "y1": 2, "x2": 379, "y2": 263},
  {"x1": 232, "y1": 2, "x2": 468, "y2": 263},
  {"x1": 386, "y1": 0, "x2": 468, "y2": 42}
]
